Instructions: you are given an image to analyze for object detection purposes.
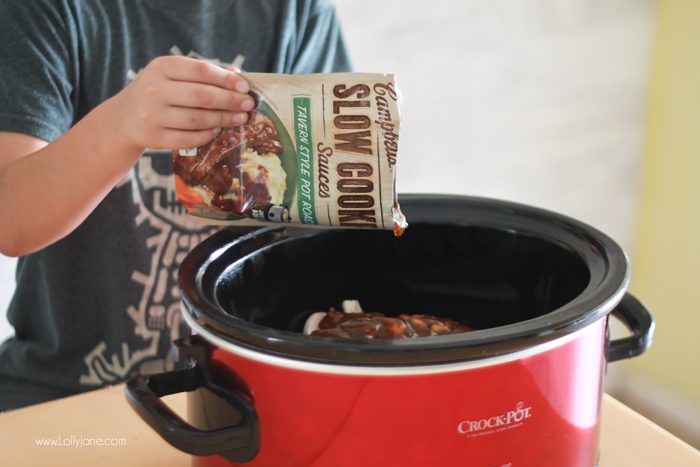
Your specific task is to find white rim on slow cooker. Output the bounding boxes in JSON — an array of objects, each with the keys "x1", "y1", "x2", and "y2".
[{"x1": 182, "y1": 286, "x2": 624, "y2": 376}]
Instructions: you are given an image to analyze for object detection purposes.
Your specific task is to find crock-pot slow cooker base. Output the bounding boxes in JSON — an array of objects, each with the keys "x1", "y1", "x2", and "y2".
[{"x1": 126, "y1": 195, "x2": 653, "y2": 467}]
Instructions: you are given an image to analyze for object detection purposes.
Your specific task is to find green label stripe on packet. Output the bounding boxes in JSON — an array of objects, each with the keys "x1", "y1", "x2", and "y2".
[{"x1": 292, "y1": 96, "x2": 317, "y2": 224}]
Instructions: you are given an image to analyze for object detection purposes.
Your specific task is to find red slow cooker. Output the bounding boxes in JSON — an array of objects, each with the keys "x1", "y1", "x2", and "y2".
[{"x1": 126, "y1": 195, "x2": 654, "y2": 467}]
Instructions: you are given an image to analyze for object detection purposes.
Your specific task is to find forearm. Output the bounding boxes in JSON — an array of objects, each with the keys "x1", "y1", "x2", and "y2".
[
  {"x1": 0, "y1": 98, "x2": 143, "y2": 256},
  {"x1": 0, "y1": 56, "x2": 252, "y2": 257}
]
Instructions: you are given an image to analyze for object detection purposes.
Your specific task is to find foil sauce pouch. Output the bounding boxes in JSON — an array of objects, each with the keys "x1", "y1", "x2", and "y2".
[{"x1": 172, "y1": 72, "x2": 407, "y2": 235}]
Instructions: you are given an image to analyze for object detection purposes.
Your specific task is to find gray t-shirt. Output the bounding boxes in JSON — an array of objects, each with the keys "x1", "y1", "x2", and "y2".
[{"x1": 0, "y1": 0, "x2": 351, "y2": 410}]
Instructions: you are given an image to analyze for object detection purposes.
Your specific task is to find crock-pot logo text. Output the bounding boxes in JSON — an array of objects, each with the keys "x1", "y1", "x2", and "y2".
[{"x1": 457, "y1": 402, "x2": 533, "y2": 437}]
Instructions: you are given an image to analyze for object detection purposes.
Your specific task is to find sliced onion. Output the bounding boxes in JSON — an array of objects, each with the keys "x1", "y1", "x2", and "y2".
[
  {"x1": 303, "y1": 312, "x2": 327, "y2": 335},
  {"x1": 341, "y1": 300, "x2": 363, "y2": 314}
]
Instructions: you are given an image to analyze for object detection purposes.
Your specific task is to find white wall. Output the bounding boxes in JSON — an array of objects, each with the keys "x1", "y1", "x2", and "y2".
[{"x1": 335, "y1": 0, "x2": 652, "y2": 251}]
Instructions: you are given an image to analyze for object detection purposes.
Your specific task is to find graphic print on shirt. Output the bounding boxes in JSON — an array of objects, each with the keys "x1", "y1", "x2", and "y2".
[{"x1": 79, "y1": 48, "x2": 244, "y2": 386}]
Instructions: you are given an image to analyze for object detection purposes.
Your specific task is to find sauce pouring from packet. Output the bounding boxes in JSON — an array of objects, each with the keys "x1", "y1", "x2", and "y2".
[{"x1": 172, "y1": 72, "x2": 408, "y2": 236}]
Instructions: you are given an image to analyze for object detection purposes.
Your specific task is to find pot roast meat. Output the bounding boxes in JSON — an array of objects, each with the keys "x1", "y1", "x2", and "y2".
[
  {"x1": 202, "y1": 163, "x2": 234, "y2": 195},
  {"x1": 310, "y1": 309, "x2": 471, "y2": 339},
  {"x1": 174, "y1": 126, "x2": 242, "y2": 186},
  {"x1": 173, "y1": 111, "x2": 281, "y2": 187},
  {"x1": 209, "y1": 163, "x2": 273, "y2": 213},
  {"x1": 244, "y1": 111, "x2": 283, "y2": 155},
  {"x1": 173, "y1": 110, "x2": 282, "y2": 216}
]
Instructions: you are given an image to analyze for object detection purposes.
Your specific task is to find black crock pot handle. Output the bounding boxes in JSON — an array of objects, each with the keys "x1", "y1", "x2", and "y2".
[
  {"x1": 608, "y1": 293, "x2": 655, "y2": 362},
  {"x1": 125, "y1": 364, "x2": 259, "y2": 463}
]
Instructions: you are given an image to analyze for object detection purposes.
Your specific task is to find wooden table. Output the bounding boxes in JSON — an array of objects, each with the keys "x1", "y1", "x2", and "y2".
[{"x1": 1, "y1": 385, "x2": 698, "y2": 466}]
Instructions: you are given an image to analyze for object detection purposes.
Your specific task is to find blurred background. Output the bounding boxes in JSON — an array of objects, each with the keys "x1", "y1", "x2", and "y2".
[{"x1": 1, "y1": 0, "x2": 698, "y2": 449}]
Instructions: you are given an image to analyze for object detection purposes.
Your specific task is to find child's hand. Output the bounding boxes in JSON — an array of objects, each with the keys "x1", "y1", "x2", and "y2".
[{"x1": 110, "y1": 55, "x2": 253, "y2": 151}]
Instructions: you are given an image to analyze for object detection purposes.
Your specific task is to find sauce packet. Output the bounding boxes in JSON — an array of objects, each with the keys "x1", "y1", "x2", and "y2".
[{"x1": 172, "y1": 72, "x2": 407, "y2": 235}]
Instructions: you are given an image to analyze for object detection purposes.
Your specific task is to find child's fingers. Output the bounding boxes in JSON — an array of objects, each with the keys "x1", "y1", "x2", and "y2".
[
  {"x1": 161, "y1": 107, "x2": 249, "y2": 130},
  {"x1": 154, "y1": 56, "x2": 249, "y2": 92},
  {"x1": 164, "y1": 81, "x2": 255, "y2": 112}
]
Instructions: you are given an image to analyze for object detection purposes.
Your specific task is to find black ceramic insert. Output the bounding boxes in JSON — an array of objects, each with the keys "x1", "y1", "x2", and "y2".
[{"x1": 178, "y1": 195, "x2": 629, "y2": 365}]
